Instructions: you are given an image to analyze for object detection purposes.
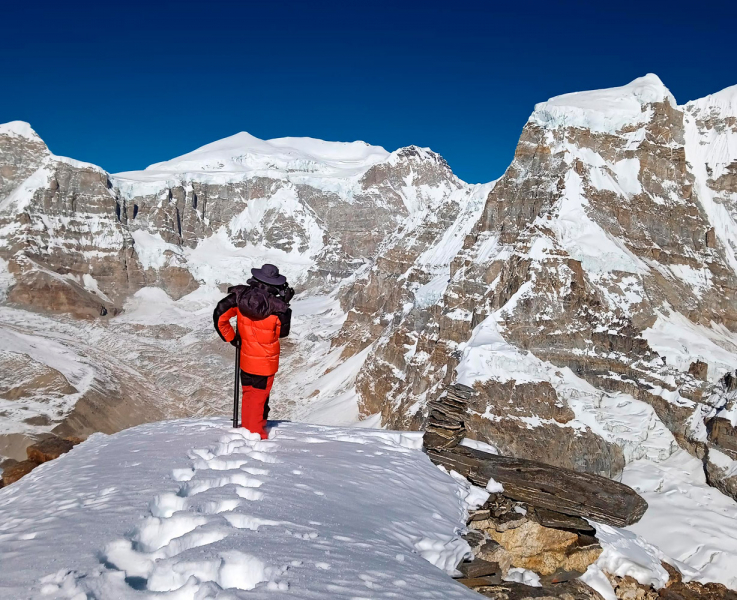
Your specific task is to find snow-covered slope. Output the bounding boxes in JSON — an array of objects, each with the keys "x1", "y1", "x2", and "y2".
[
  {"x1": 0, "y1": 419, "x2": 479, "y2": 599},
  {"x1": 3, "y1": 419, "x2": 737, "y2": 598}
]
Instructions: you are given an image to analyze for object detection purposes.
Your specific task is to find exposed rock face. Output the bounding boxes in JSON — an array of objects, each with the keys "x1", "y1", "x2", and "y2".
[{"x1": 1, "y1": 124, "x2": 477, "y2": 317}]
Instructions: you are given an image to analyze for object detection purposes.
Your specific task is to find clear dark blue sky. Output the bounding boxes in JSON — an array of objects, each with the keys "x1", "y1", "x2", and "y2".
[{"x1": 2, "y1": 0, "x2": 734, "y2": 183}]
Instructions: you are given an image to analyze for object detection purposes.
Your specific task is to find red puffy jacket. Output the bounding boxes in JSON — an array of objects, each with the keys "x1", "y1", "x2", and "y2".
[{"x1": 214, "y1": 283, "x2": 292, "y2": 376}]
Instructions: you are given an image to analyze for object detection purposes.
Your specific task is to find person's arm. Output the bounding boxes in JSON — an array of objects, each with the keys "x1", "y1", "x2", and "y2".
[
  {"x1": 213, "y1": 293, "x2": 238, "y2": 342},
  {"x1": 276, "y1": 307, "x2": 292, "y2": 338}
]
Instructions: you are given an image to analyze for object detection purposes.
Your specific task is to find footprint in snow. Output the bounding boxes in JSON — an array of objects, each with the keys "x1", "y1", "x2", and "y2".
[{"x1": 87, "y1": 427, "x2": 291, "y2": 595}]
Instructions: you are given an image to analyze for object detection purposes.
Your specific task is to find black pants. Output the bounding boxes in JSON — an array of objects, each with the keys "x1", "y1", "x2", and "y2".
[{"x1": 241, "y1": 370, "x2": 271, "y2": 421}]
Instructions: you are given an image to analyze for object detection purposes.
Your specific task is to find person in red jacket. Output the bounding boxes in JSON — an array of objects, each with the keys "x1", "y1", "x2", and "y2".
[{"x1": 213, "y1": 264, "x2": 294, "y2": 439}]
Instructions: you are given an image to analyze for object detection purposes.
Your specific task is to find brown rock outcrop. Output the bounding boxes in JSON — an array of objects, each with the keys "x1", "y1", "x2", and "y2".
[
  {"x1": 1, "y1": 459, "x2": 40, "y2": 486},
  {"x1": 26, "y1": 435, "x2": 74, "y2": 463}
]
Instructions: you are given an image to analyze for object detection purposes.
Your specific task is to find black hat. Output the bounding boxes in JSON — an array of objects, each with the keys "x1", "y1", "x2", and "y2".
[{"x1": 251, "y1": 263, "x2": 287, "y2": 286}]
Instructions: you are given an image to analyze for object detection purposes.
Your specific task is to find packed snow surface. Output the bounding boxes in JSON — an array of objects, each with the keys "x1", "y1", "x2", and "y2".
[{"x1": 0, "y1": 419, "x2": 480, "y2": 599}]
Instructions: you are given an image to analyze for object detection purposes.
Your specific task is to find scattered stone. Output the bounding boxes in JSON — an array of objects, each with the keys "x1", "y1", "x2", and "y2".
[
  {"x1": 1, "y1": 459, "x2": 40, "y2": 485},
  {"x1": 26, "y1": 435, "x2": 75, "y2": 463},
  {"x1": 457, "y1": 558, "x2": 502, "y2": 579},
  {"x1": 604, "y1": 565, "x2": 737, "y2": 600},
  {"x1": 659, "y1": 582, "x2": 737, "y2": 600},
  {"x1": 463, "y1": 528, "x2": 486, "y2": 551},
  {"x1": 470, "y1": 509, "x2": 492, "y2": 522}
]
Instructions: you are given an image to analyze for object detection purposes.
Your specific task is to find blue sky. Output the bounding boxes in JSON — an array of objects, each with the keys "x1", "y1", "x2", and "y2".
[{"x1": 2, "y1": 0, "x2": 734, "y2": 183}]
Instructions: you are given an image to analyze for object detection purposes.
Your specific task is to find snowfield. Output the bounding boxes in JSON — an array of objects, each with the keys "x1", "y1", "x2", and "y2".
[{"x1": 0, "y1": 419, "x2": 481, "y2": 599}]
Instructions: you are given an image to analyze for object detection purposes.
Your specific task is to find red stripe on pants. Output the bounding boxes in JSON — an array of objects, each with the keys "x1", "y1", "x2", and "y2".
[{"x1": 241, "y1": 376, "x2": 274, "y2": 439}]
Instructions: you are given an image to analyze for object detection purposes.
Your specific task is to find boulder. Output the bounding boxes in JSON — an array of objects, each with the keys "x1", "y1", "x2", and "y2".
[
  {"x1": 477, "y1": 519, "x2": 601, "y2": 577},
  {"x1": 26, "y1": 435, "x2": 74, "y2": 463}
]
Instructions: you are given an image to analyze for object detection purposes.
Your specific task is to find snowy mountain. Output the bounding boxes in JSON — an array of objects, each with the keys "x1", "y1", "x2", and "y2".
[
  {"x1": 2, "y1": 74, "x2": 737, "y2": 592},
  {"x1": 347, "y1": 74, "x2": 737, "y2": 494},
  {"x1": 0, "y1": 123, "x2": 483, "y2": 456}
]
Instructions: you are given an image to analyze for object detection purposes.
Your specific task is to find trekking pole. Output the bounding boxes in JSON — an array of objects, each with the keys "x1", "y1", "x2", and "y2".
[{"x1": 232, "y1": 335, "x2": 241, "y2": 428}]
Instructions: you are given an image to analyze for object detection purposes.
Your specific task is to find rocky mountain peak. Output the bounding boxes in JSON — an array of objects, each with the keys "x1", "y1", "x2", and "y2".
[{"x1": 0, "y1": 120, "x2": 45, "y2": 142}]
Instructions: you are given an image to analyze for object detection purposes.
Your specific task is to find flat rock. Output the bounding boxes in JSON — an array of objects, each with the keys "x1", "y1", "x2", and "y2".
[
  {"x1": 427, "y1": 445, "x2": 648, "y2": 527},
  {"x1": 458, "y1": 575, "x2": 504, "y2": 588},
  {"x1": 534, "y1": 508, "x2": 595, "y2": 533},
  {"x1": 540, "y1": 570, "x2": 586, "y2": 585}
]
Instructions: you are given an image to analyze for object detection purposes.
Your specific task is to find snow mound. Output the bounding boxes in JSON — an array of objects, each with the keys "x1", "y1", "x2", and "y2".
[
  {"x1": 0, "y1": 419, "x2": 479, "y2": 599},
  {"x1": 531, "y1": 74, "x2": 676, "y2": 133},
  {"x1": 115, "y1": 131, "x2": 390, "y2": 182}
]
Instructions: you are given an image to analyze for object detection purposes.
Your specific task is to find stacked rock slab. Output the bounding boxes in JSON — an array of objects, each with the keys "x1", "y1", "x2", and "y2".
[{"x1": 423, "y1": 384, "x2": 473, "y2": 449}]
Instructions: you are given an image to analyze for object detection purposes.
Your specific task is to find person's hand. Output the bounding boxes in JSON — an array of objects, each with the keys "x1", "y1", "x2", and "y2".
[
  {"x1": 230, "y1": 333, "x2": 240, "y2": 347},
  {"x1": 283, "y1": 286, "x2": 295, "y2": 303}
]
